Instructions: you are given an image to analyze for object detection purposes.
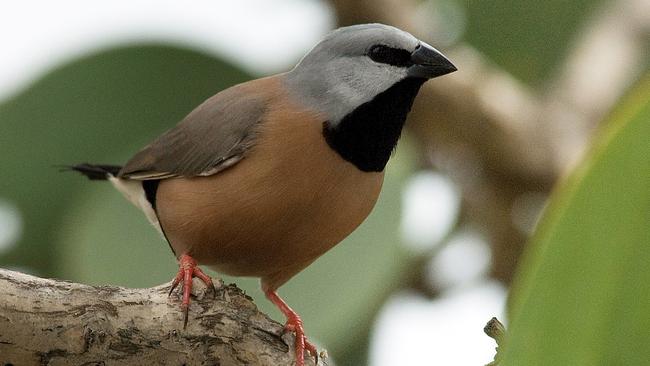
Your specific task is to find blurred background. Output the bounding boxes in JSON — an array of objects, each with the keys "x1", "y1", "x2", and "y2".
[{"x1": 0, "y1": 0, "x2": 648, "y2": 365}]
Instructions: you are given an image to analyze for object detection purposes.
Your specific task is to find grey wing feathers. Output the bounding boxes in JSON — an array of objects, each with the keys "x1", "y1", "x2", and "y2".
[{"x1": 119, "y1": 84, "x2": 267, "y2": 180}]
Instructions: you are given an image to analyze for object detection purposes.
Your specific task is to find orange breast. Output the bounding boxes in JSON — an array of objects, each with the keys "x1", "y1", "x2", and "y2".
[{"x1": 155, "y1": 86, "x2": 383, "y2": 289}]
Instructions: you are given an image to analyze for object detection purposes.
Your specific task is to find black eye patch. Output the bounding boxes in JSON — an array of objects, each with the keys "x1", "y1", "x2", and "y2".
[{"x1": 368, "y1": 45, "x2": 413, "y2": 67}]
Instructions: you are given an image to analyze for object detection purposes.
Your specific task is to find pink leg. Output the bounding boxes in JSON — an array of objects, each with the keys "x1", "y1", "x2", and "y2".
[
  {"x1": 264, "y1": 288, "x2": 318, "y2": 366},
  {"x1": 168, "y1": 254, "x2": 215, "y2": 328}
]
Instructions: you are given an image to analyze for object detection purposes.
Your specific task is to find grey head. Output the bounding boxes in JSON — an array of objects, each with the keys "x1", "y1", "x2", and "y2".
[{"x1": 284, "y1": 23, "x2": 456, "y2": 124}]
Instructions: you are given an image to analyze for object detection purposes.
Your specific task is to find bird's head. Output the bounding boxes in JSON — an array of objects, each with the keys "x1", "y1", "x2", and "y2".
[{"x1": 285, "y1": 23, "x2": 457, "y2": 124}]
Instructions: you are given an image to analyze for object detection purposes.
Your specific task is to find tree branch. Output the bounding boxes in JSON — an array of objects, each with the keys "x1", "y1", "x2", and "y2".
[
  {"x1": 484, "y1": 317, "x2": 505, "y2": 366},
  {"x1": 0, "y1": 268, "x2": 315, "y2": 365}
]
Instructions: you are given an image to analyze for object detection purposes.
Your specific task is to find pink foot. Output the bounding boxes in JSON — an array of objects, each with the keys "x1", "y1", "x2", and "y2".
[
  {"x1": 265, "y1": 289, "x2": 318, "y2": 366},
  {"x1": 168, "y1": 254, "x2": 215, "y2": 328}
]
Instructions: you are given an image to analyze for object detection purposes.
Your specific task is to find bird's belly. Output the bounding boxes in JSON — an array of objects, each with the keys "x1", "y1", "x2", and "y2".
[
  {"x1": 156, "y1": 159, "x2": 383, "y2": 285},
  {"x1": 155, "y1": 110, "x2": 383, "y2": 287}
]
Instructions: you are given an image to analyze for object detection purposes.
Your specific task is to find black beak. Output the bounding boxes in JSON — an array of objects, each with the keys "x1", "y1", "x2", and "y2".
[{"x1": 408, "y1": 42, "x2": 457, "y2": 79}]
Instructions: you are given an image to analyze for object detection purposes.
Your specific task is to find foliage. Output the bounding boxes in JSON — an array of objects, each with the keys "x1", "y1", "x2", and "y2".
[
  {"x1": 462, "y1": 0, "x2": 604, "y2": 84},
  {"x1": 0, "y1": 45, "x2": 250, "y2": 274},
  {"x1": 502, "y1": 75, "x2": 650, "y2": 365}
]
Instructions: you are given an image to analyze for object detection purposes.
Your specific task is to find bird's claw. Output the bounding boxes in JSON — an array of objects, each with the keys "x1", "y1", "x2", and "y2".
[
  {"x1": 284, "y1": 315, "x2": 318, "y2": 365},
  {"x1": 168, "y1": 254, "x2": 215, "y2": 329},
  {"x1": 265, "y1": 289, "x2": 318, "y2": 365}
]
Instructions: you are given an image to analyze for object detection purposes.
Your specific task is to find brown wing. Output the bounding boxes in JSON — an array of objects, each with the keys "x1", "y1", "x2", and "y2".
[{"x1": 119, "y1": 81, "x2": 268, "y2": 180}]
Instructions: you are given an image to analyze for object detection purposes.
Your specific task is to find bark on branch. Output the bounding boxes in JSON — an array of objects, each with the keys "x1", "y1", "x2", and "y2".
[{"x1": 0, "y1": 268, "x2": 314, "y2": 365}]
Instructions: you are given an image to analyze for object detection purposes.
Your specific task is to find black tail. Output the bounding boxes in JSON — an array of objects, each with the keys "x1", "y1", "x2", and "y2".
[{"x1": 65, "y1": 163, "x2": 123, "y2": 180}]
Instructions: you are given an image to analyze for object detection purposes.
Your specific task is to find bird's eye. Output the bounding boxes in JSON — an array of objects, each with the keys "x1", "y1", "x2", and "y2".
[{"x1": 368, "y1": 45, "x2": 413, "y2": 67}]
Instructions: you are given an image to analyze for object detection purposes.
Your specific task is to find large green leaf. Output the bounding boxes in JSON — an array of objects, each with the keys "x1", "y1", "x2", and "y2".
[
  {"x1": 502, "y1": 75, "x2": 650, "y2": 365},
  {"x1": 0, "y1": 44, "x2": 251, "y2": 275}
]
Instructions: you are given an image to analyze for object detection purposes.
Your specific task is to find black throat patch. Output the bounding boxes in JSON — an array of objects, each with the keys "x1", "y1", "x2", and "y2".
[{"x1": 322, "y1": 77, "x2": 426, "y2": 172}]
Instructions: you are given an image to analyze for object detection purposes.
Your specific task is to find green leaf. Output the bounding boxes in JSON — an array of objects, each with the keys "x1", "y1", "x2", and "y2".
[
  {"x1": 502, "y1": 75, "x2": 650, "y2": 365},
  {"x1": 0, "y1": 44, "x2": 251, "y2": 275},
  {"x1": 462, "y1": 0, "x2": 605, "y2": 85}
]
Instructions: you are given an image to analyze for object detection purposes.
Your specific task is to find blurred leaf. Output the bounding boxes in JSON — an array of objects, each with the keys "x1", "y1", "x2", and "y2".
[
  {"x1": 57, "y1": 175, "x2": 178, "y2": 286},
  {"x1": 462, "y1": 0, "x2": 604, "y2": 84},
  {"x1": 502, "y1": 74, "x2": 650, "y2": 365},
  {"x1": 0, "y1": 44, "x2": 251, "y2": 275}
]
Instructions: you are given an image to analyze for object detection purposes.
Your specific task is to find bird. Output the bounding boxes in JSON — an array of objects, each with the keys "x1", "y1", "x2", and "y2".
[{"x1": 69, "y1": 23, "x2": 456, "y2": 365}]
